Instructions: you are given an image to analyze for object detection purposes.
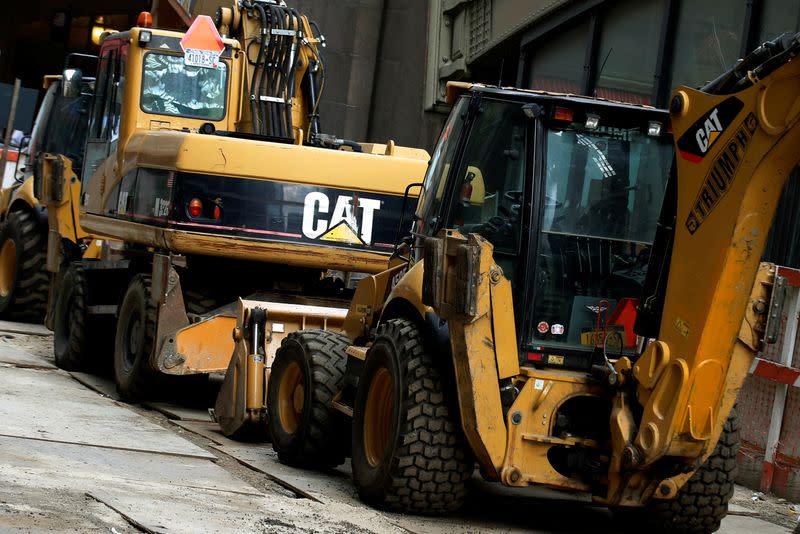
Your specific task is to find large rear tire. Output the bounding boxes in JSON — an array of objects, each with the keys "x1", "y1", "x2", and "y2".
[
  {"x1": 267, "y1": 330, "x2": 349, "y2": 468},
  {"x1": 0, "y1": 210, "x2": 48, "y2": 321},
  {"x1": 351, "y1": 318, "x2": 472, "y2": 514},
  {"x1": 641, "y1": 409, "x2": 740, "y2": 533},
  {"x1": 114, "y1": 274, "x2": 159, "y2": 401}
]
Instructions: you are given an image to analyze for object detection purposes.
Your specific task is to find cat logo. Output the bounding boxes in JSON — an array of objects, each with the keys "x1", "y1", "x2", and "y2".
[
  {"x1": 695, "y1": 108, "x2": 722, "y2": 154},
  {"x1": 677, "y1": 97, "x2": 744, "y2": 164},
  {"x1": 301, "y1": 192, "x2": 381, "y2": 246}
]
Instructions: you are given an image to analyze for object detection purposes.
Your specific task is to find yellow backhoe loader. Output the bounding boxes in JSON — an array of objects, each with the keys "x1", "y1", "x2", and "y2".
[
  {"x1": 0, "y1": 63, "x2": 104, "y2": 324},
  {"x1": 37, "y1": 3, "x2": 428, "y2": 432},
  {"x1": 257, "y1": 31, "x2": 800, "y2": 532}
]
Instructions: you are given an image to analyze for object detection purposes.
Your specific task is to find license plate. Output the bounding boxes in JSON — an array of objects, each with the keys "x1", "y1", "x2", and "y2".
[{"x1": 184, "y1": 48, "x2": 219, "y2": 69}]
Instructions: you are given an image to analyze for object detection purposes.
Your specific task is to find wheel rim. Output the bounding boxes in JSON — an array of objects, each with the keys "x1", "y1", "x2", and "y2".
[
  {"x1": 123, "y1": 313, "x2": 142, "y2": 371},
  {"x1": 278, "y1": 361, "x2": 305, "y2": 434},
  {"x1": 363, "y1": 367, "x2": 393, "y2": 467},
  {"x1": 0, "y1": 239, "x2": 16, "y2": 298}
]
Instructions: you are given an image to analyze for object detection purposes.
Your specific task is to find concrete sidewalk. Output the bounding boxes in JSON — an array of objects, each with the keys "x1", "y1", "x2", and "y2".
[{"x1": 0, "y1": 337, "x2": 398, "y2": 533}]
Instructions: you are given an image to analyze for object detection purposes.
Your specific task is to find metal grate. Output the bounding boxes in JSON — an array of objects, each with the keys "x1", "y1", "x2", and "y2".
[
  {"x1": 738, "y1": 375, "x2": 777, "y2": 450},
  {"x1": 778, "y1": 386, "x2": 800, "y2": 462},
  {"x1": 468, "y1": 0, "x2": 492, "y2": 60}
]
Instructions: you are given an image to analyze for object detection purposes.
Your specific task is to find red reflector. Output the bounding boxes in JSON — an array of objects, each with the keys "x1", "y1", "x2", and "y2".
[
  {"x1": 553, "y1": 106, "x2": 574, "y2": 122},
  {"x1": 527, "y1": 352, "x2": 543, "y2": 362},
  {"x1": 137, "y1": 11, "x2": 153, "y2": 28},
  {"x1": 188, "y1": 198, "x2": 203, "y2": 218},
  {"x1": 213, "y1": 205, "x2": 221, "y2": 220}
]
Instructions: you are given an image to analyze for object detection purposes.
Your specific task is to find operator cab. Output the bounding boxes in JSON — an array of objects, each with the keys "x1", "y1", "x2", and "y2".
[{"x1": 414, "y1": 84, "x2": 673, "y2": 371}]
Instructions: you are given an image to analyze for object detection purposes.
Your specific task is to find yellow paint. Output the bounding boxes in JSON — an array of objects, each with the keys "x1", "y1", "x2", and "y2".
[
  {"x1": 626, "y1": 56, "x2": 800, "y2": 483},
  {"x1": 173, "y1": 315, "x2": 237, "y2": 373},
  {"x1": 500, "y1": 370, "x2": 605, "y2": 491},
  {"x1": 343, "y1": 262, "x2": 410, "y2": 340},
  {"x1": 79, "y1": 22, "x2": 429, "y2": 268},
  {"x1": 490, "y1": 272, "x2": 520, "y2": 380}
]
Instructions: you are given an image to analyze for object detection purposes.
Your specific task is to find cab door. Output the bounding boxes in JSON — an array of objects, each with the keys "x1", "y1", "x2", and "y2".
[
  {"x1": 414, "y1": 92, "x2": 534, "y2": 340},
  {"x1": 81, "y1": 39, "x2": 127, "y2": 203}
]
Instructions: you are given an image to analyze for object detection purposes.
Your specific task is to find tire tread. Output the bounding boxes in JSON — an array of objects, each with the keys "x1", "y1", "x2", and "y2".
[
  {"x1": 0, "y1": 210, "x2": 48, "y2": 321},
  {"x1": 357, "y1": 318, "x2": 472, "y2": 514}
]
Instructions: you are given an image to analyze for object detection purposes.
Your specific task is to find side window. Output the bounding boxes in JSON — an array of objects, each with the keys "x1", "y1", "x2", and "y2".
[
  {"x1": 449, "y1": 100, "x2": 527, "y2": 256},
  {"x1": 41, "y1": 90, "x2": 92, "y2": 174},
  {"x1": 88, "y1": 48, "x2": 125, "y2": 143},
  {"x1": 414, "y1": 97, "x2": 468, "y2": 238},
  {"x1": 82, "y1": 43, "x2": 126, "y2": 189},
  {"x1": 89, "y1": 53, "x2": 113, "y2": 141}
]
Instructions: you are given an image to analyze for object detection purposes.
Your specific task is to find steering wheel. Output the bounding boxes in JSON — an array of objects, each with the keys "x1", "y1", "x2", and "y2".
[{"x1": 499, "y1": 190, "x2": 523, "y2": 218}]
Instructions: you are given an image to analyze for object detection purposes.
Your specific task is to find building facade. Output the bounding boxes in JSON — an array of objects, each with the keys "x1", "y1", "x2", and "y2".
[{"x1": 427, "y1": 0, "x2": 800, "y2": 268}]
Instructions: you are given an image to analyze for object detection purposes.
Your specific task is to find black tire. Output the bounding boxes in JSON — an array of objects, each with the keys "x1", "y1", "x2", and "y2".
[
  {"x1": 641, "y1": 409, "x2": 741, "y2": 533},
  {"x1": 53, "y1": 262, "x2": 110, "y2": 371},
  {"x1": 114, "y1": 274, "x2": 159, "y2": 401},
  {"x1": 0, "y1": 210, "x2": 48, "y2": 321},
  {"x1": 267, "y1": 330, "x2": 349, "y2": 468},
  {"x1": 351, "y1": 318, "x2": 472, "y2": 514}
]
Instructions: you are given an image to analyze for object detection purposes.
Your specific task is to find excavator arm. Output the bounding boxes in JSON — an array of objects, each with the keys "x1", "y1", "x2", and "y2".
[{"x1": 619, "y1": 32, "x2": 800, "y2": 499}]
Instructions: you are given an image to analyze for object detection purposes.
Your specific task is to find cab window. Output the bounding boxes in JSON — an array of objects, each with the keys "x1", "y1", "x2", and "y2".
[
  {"x1": 415, "y1": 96, "x2": 468, "y2": 237},
  {"x1": 446, "y1": 98, "x2": 528, "y2": 286},
  {"x1": 448, "y1": 99, "x2": 527, "y2": 255},
  {"x1": 82, "y1": 41, "x2": 126, "y2": 187}
]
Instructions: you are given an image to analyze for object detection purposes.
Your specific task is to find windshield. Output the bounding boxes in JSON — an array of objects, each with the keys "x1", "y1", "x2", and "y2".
[
  {"x1": 530, "y1": 122, "x2": 672, "y2": 356},
  {"x1": 140, "y1": 52, "x2": 227, "y2": 121}
]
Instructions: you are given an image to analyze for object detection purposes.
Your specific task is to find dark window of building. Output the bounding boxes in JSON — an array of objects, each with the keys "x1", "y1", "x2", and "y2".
[
  {"x1": 669, "y1": 0, "x2": 747, "y2": 89},
  {"x1": 528, "y1": 20, "x2": 590, "y2": 94},
  {"x1": 594, "y1": 0, "x2": 664, "y2": 105},
  {"x1": 764, "y1": 171, "x2": 800, "y2": 268},
  {"x1": 759, "y1": 1, "x2": 800, "y2": 269},
  {"x1": 759, "y1": 0, "x2": 800, "y2": 43}
]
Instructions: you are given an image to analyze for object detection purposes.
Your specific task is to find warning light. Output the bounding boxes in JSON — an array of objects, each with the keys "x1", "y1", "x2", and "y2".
[
  {"x1": 552, "y1": 107, "x2": 574, "y2": 122},
  {"x1": 213, "y1": 205, "x2": 221, "y2": 221},
  {"x1": 137, "y1": 12, "x2": 154, "y2": 28},
  {"x1": 527, "y1": 352, "x2": 544, "y2": 362}
]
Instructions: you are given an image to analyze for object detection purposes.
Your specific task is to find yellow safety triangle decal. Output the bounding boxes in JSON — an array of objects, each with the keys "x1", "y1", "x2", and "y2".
[{"x1": 319, "y1": 221, "x2": 365, "y2": 245}]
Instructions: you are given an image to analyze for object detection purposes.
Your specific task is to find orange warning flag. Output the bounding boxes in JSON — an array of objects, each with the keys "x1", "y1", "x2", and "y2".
[{"x1": 180, "y1": 15, "x2": 224, "y2": 68}]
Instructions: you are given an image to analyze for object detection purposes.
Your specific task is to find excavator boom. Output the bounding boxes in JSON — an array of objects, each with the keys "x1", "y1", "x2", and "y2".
[{"x1": 625, "y1": 32, "x2": 800, "y2": 495}]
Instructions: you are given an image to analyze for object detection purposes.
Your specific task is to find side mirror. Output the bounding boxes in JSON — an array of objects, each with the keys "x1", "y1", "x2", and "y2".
[{"x1": 62, "y1": 68, "x2": 83, "y2": 99}]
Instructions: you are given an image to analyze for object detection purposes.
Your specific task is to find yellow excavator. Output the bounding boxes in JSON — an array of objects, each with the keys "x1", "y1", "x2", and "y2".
[
  {"x1": 37, "y1": 3, "x2": 428, "y2": 434},
  {"x1": 253, "y1": 31, "x2": 800, "y2": 532}
]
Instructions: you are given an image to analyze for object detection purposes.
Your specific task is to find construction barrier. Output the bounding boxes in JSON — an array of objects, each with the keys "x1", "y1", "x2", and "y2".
[
  {"x1": 1, "y1": 148, "x2": 21, "y2": 188},
  {"x1": 737, "y1": 265, "x2": 800, "y2": 501}
]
